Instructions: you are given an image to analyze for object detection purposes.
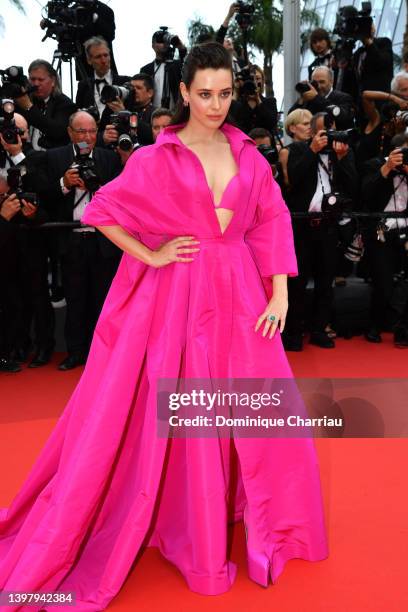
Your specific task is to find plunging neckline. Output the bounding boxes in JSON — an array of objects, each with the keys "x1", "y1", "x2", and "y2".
[{"x1": 174, "y1": 130, "x2": 240, "y2": 235}]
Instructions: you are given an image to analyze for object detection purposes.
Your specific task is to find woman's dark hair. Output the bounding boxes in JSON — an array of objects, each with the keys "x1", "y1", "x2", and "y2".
[{"x1": 171, "y1": 42, "x2": 236, "y2": 126}]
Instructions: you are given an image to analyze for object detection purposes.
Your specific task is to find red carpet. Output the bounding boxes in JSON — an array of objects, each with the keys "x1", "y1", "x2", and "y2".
[{"x1": 1, "y1": 337, "x2": 407, "y2": 611}]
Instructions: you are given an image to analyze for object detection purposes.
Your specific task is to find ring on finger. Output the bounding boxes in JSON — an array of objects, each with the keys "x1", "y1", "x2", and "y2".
[{"x1": 267, "y1": 314, "x2": 276, "y2": 323}]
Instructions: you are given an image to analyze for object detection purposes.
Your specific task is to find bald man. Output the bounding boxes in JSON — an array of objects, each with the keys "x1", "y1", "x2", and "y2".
[
  {"x1": 39, "y1": 110, "x2": 122, "y2": 370},
  {"x1": 289, "y1": 66, "x2": 356, "y2": 130}
]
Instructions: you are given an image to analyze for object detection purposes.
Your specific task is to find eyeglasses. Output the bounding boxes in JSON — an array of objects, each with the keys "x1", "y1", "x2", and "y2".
[{"x1": 71, "y1": 128, "x2": 98, "y2": 135}]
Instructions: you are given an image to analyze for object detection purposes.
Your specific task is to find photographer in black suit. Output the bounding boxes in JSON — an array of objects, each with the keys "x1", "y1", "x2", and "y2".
[
  {"x1": 289, "y1": 66, "x2": 355, "y2": 130},
  {"x1": 76, "y1": 37, "x2": 130, "y2": 132},
  {"x1": 362, "y1": 133, "x2": 408, "y2": 347},
  {"x1": 140, "y1": 28, "x2": 187, "y2": 110},
  {"x1": 40, "y1": 111, "x2": 122, "y2": 370},
  {"x1": 0, "y1": 111, "x2": 53, "y2": 371},
  {"x1": 13, "y1": 60, "x2": 76, "y2": 151},
  {"x1": 282, "y1": 111, "x2": 359, "y2": 351}
]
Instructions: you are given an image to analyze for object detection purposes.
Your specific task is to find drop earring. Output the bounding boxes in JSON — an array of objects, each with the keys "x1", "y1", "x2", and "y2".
[{"x1": 183, "y1": 99, "x2": 189, "y2": 107}]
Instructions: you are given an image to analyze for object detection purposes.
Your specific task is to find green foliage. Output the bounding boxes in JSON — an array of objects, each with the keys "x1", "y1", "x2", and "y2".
[{"x1": 1, "y1": 0, "x2": 26, "y2": 35}]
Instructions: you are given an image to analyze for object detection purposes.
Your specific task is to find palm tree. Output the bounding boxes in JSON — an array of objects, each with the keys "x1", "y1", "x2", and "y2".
[
  {"x1": 187, "y1": 1, "x2": 319, "y2": 97},
  {"x1": 1, "y1": 0, "x2": 25, "y2": 34}
]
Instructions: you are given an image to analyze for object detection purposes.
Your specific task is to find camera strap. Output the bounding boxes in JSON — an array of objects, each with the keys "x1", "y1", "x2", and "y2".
[
  {"x1": 73, "y1": 190, "x2": 89, "y2": 211},
  {"x1": 317, "y1": 155, "x2": 333, "y2": 194}
]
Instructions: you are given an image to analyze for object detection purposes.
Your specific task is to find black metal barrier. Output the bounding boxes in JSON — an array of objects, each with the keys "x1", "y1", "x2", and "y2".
[{"x1": 19, "y1": 211, "x2": 408, "y2": 229}]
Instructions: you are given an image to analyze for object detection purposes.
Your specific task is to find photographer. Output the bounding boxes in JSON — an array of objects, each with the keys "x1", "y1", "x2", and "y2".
[
  {"x1": 289, "y1": 67, "x2": 355, "y2": 130},
  {"x1": 76, "y1": 37, "x2": 131, "y2": 132},
  {"x1": 232, "y1": 65, "x2": 278, "y2": 134},
  {"x1": 356, "y1": 89, "x2": 408, "y2": 171},
  {"x1": 352, "y1": 22, "x2": 393, "y2": 96},
  {"x1": 248, "y1": 127, "x2": 280, "y2": 181},
  {"x1": 0, "y1": 194, "x2": 38, "y2": 372},
  {"x1": 13, "y1": 59, "x2": 76, "y2": 150},
  {"x1": 39, "y1": 111, "x2": 122, "y2": 370},
  {"x1": 215, "y1": 3, "x2": 244, "y2": 76},
  {"x1": 278, "y1": 109, "x2": 312, "y2": 190},
  {"x1": 140, "y1": 28, "x2": 187, "y2": 110},
  {"x1": 41, "y1": 0, "x2": 118, "y2": 79},
  {"x1": 282, "y1": 111, "x2": 359, "y2": 351},
  {"x1": 308, "y1": 28, "x2": 336, "y2": 83},
  {"x1": 0, "y1": 110, "x2": 55, "y2": 369},
  {"x1": 361, "y1": 133, "x2": 408, "y2": 347},
  {"x1": 150, "y1": 107, "x2": 173, "y2": 143},
  {"x1": 333, "y1": 5, "x2": 393, "y2": 100}
]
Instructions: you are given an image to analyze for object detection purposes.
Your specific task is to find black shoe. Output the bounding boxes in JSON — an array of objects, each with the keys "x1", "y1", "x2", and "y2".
[
  {"x1": 58, "y1": 354, "x2": 86, "y2": 371},
  {"x1": 309, "y1": 331, "x2": 335, "y2": 348},
  {"x1": 11, "y1": 346, "x2": 31, "y2": 364},
  {"x1": 0, "y1": 357, "x2": 22, "y2": 373},
  {"x1": 364, "y1": 328, "x2": 382, "y2": 343},
  {"x1": 282, "y1": 332, "x2": 303, "y2": 351},
  {"x1": 394, "y1": 326, "x2": 408, "y2": 348},
  {"x1": 28, "y1": 348, "x2": 53, "y2": 368}
]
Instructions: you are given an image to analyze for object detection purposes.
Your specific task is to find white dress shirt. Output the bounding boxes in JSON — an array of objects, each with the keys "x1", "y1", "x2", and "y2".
[
  {"x1": 30, "y1": 96, "x2": 50, "y2": 151},
  {"x1": 60, "y1": 145, "x2": 95, "y2": 232},
  {"x1": 94, "y1": 69, "x2": 113, "y2": 118},
  {"x1": 152, "y1": 61, "x2": 175, "y2": 110},
  {"x1": 384, "y1": 174, "x2": 408, "y2": 230},
  {"x1": 309, "y1": 153, "x2": 331, "y2": 212}
]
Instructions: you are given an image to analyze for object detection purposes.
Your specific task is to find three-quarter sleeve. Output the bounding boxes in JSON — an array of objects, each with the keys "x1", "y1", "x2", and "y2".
[{"x1": 245, "y1": 162, "x2": 298, "y2": 279}]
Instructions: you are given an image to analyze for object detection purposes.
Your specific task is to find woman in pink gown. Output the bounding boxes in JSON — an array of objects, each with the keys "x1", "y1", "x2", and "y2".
[{"x1": 0, "y1": 43, "x2": 328, "y2": 610}]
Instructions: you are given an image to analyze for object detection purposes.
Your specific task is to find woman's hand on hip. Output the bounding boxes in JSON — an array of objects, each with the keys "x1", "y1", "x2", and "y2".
[{"x1": 149, "y1": 236, "x2": 200, "y2": 268}]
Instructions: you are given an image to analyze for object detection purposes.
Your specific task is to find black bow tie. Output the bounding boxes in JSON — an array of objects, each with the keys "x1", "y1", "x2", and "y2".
[{"x1": 95, "y1": 78, "x2": 107, "y2": 92}]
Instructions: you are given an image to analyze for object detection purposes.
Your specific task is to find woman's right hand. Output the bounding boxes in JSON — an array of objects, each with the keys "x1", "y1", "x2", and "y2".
[{"x1": 148, "y1": 236, "x2": 200, "y2": 268}]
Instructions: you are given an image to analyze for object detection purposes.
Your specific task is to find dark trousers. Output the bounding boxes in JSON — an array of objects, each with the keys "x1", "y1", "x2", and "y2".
[
  {"x1": 60, "y1": 232, "x2": 120, "y2": 355},
  {"x1": 20, "y1": 235, "x2": 55, "y2": 352},
  {"x1": 0, "y1": 230, "x2": 54, "y2": 356},
  {"x1": 367, "y1": 230, "x2": 407, "y2": 330},
  {"x1": 286, "y1": 222, "x2": 338, "y2": 336}
]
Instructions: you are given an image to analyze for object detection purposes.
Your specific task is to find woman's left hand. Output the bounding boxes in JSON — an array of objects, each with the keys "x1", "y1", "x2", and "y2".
[{"x1": 255, "y1": 294, "x2": 288, "y2": 339}]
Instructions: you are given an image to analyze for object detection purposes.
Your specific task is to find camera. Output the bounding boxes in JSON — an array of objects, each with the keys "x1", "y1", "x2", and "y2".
[
  {"x1": 325, "y1": 128, "x2": 358, "y2": 146},
  {"x1": 334, "y1": 2, "x2": 372, "y2": 41},
  {"x1": 110, "y1": 110, "x2": 138, "y2": 151},
  {"x1": 236, "y1": 68, "x2": 258, "y2": 96},
  {"x1": 152, "y1": 26, "x2": 182, "y2": 62},
  {"x1": 379, "y1": 104, "x2": 408, "y2": 125},
  {"x1": 0, "y1": 66, "x2": 37, "y2": 99},
  {"x1": 72, "y1": 146, "x2": 101, "y2": 192},
  {"x1": 397, "y1": 146, "x2": 408, "y2": 166},
  {"x1": 333, "y1": 3, "x2": 373, "y2": 65},
  {"x1": 0, "y1": 99, "x2": 25, "y2": 145},
  {"x1": 100, "y1": 83, "x2": 132, "y2": 105},
  {"x1": 6, "y1": 167, "x2": 38, "y2": 207},
  {"x1": 41, "y1": 0, "x2": 98, "y2": 58},
  {"x1": 295, "y1": 80, "x2": 319, "y2": 95},
  {"x1": 235, "y1": 1, "x2": 254, "y2": 29},
  {"x1": 321, "y1": 192, "x2": 352, "y2": 218},
  {"x1": 257, "y1": 143, "x2": 279, "y2": 166}
]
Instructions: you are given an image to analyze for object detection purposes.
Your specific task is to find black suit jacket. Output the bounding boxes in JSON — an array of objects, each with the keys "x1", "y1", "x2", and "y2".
[
  {"x1": 75, "y1": 1, "x2": 117, "y2": 79},
  {"x1": 289, "y1": 89, "x2": 356, "y2": 130},
  {"x1": 18, "y1": 93, "x2": 77, "y2": 150},
  {"x1": 76, "y1": 74, "x2": 131, "y2": 131},
  {"x1": 39, "y1": 144, "x2": 122, "y2": 257},
  {"x1": 286, "y1": 141, "x2": 359, "y2": 214},
  {"x1": 231, "y1": 95, "x2": 278, "y2": 134},
  {"x1": 140, "y1": 59, "x2": 184, "y2": 108},
  {"x1": 352, "y1": 37, "x2": 393, "y2": 94}
]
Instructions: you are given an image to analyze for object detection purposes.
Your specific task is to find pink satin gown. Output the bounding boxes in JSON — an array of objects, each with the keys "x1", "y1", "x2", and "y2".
[{"x1": 0, "y1": 123, "x2": 328, "y2": 610}]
